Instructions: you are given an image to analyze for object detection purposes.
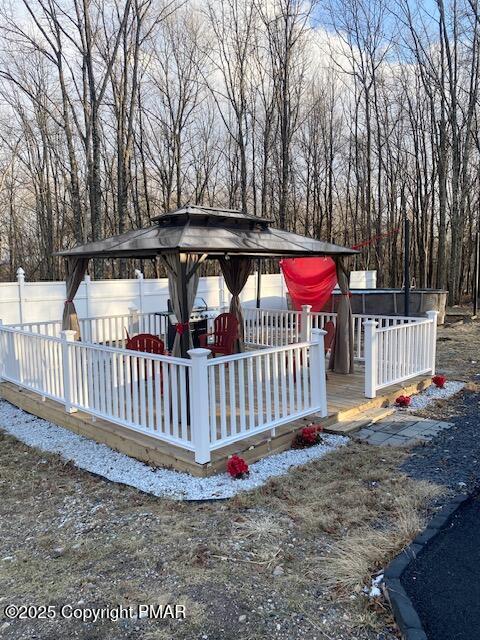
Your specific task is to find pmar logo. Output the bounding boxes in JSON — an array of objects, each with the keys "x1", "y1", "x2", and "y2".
[{"x1": 138, "y1": 604, "x2": 186, "y2": 620}]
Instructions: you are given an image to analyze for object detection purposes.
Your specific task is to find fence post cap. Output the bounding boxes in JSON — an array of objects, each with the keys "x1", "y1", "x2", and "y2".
[
  {"x1": 128, "y1": 305, "x2": 139, "y2": 313},
  {"x1": 364, "y1": 319, "x2": 378, "y2": 327},
  {"x1": 134, "y1": 269, "x2": 144, "y2": 279},
  {"x1": 60, "y1": 330, "x2": 76, "y2": 341},
  {"x1": 311, "y1": 327, "x2": 327, "y2": 337},
  {"x1": 426, "y1": 309, "x2": 438, "y2": 318},
  {"x1": 16, "y1": 267, "x2": 25, "y2": 279},
  {"x1": 301, "y1": 304, "x2": 312, "y2": 312},
  {"x1": 188, "y1": 348, "x2": 211, "y2": 359},
  {"x1": 84, "y1": 273, "x2": 91, "y2": 282}
]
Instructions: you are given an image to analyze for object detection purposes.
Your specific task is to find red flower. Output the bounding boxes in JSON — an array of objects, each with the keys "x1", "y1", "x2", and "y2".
[
  {"x1": 227, "y1": 455, "x2": 249, "y2": 479},
  {"x1": 292, "y1": 425, "x2": 323, "y2": 449},
  {"x1": 432, "y1": 375, "x2": 447, "y2": 389},
  {"x1": 395, "y1": 395, "x2": 411, "y2": 407}
]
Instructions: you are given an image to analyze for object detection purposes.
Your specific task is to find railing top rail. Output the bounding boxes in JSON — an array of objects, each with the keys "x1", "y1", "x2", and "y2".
[
  {"x1": 311, "y1": 310, "x2": 423, "y2": 321},
  {"x1": 68, "y1": 339, "x2": 192, "y2": 365},
  {"x1": 79, "y1": 312, "x2": 139, "y2": 321},
  {"x1": 376, "y1": 317, "x2": 433, "y2": 333},
  {"x1": 0, "y1": 325, "x2": 62, "y2": 342},
  {"x1": 244, "y1": 307, "x2": 301, "y2": 314},
  {"x1": 206, "y1": 340, "x2": 316, "y2": 366},
  {"x1": 5, "y1": 319, "x2": 60, "y2": 327}
]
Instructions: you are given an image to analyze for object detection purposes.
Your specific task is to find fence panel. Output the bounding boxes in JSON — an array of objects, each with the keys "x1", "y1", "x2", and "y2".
[
  {"x1": 0, "y1": 327, "x2": 64, "y2": 401},
  {"x1": 243, "y1": 308, "x2": 302, "y2": 346},
  {"x1": 66, "y1": 341, "x2": 193, "y2": 449},
  {"x1": 206, "y1": 338, "x2": 326, "y2": 450},
  {"x1": 375, "y1": 318, "x2": 433, "y2": 390}
]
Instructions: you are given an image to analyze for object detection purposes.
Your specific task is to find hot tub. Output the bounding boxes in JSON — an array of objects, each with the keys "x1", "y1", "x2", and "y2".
[{"x1": 326, "y1": 289, "x2": 448, "y2": 324}]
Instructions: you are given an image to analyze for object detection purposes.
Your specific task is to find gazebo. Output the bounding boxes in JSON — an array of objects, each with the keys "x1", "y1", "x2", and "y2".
[{"x1": 56, "y1": 205, "x2": 357, "y2": 372}]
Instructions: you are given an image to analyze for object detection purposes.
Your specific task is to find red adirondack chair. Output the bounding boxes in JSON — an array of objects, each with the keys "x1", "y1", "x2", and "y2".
[
  {"x1": 199, "y1": 313, "x2": 239, "y2": 356},
  {"x1": 126, "y1": 333, "x2": 165, "y2": 355},
  {"x1": 126, "y1": 333, "x2": 165, "y2": 386}
]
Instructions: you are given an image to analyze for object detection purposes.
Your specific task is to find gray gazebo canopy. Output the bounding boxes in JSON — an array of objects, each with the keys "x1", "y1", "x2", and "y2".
[
  {"x1": 57, "y1": 205, "x2": 357, "y2": 260},
  {"x1": 56, "y1": 205, "x2": 357, "y2": 370}
]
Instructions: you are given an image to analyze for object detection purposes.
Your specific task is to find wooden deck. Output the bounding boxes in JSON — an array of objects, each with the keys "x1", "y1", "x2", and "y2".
[{"x1": 0, "y1": 368, "x2": 431, "y2": 477}]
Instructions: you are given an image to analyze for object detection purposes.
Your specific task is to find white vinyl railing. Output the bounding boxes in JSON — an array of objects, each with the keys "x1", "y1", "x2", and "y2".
[
  {"x1": 364, "y1": 311, "x2": 437, "y2": 397},
  {"x1": 243, "y1": 308, "x2": 303, "y2": 346},
  {"x1": 0, "y1": 325, "x2": 64, "y2": 402},
  {"x1": 0, "y1": 323, "x2": 328, "y2": 464},
  {"x1": 243, "y1": 306, "x2": 420, "y2": 361},
  {"x1": 65, "y1": 337, "x2": 193, "y2": 448},
  {"x1": 6, "y1": 319, "x2": 62, "y2": 337},
  {"x1": 7, "y1": 308, "x2": 222, "y2": 350},
  {"x1": 79, "y1": 310, "x2": 169, "y2": 348},
  {"x1": 190, "y1": 329, "x2": 327, "y2": 460}
]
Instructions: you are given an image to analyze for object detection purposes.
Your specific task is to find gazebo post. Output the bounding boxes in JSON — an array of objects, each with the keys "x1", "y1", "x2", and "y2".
[{"x1": 178, "y1": 253, "x2": 191, "y2": 359}]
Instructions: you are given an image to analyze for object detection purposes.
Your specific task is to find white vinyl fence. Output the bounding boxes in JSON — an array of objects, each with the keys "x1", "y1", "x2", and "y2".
[
  {"x1": 0, "y1": 268, "x2": 287, "y2": 326},
  {"x1": 204, "y1": 332, "x2": 327, "y2": 454}
]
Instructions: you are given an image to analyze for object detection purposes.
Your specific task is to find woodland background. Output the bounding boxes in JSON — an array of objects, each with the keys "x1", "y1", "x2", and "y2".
[{"x1": 0, "y1": 0, "x2": 479, "y2": 305}]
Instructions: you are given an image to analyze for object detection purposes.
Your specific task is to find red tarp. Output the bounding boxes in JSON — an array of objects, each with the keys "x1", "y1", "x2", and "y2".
[{"x1": 280, "y1": 257, "x2": 337, "y2": 311}]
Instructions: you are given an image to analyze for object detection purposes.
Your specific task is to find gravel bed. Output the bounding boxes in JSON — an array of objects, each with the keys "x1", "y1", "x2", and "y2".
[
  {"x1": 404, "y1": 381, "x2": 465, "y2": 411},
  {"x1": 402, "y1": 390, "x2": 480, "y2": 491},
  {"x1": 0, "y1": 399, "x2": 348, "y2": 500}
]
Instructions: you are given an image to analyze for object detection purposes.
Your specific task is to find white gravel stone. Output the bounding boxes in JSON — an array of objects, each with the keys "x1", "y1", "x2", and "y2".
[
  {"x1": 402, "y1": 381, "x2": 465, "y2": 412},
  {"x1": 0, "y1": 400, "x2": 348, "y2": 501}
]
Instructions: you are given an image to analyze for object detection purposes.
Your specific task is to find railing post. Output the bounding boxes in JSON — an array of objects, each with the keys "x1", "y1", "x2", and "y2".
[
  {"x1": 129, "y1": 305, "x2": 139, "y2": 335},
  {"x1": 311, "y1": 328, "x2": 328, "y2": 417},
  {"x1": 16, "y1": 267, "x2": 25, "y2": 324},
  {"x1": 426, "y1": 310, "x2": 438, "y2": 375},
  {"x1": 188, "y1": 347, "x2": 211, "y2": 464},
  {"x1": 364, "y1": 320, "x2": 378, "y2": 398},
  {"x1": 61, "y1": 330, "x2": 78, "y2": 413},
  {"x1": 135, "y1": 269, "x2": 144, "y2": 313},
  {"x1": 301, "y1": 304, "x2": 312, "y2": 342}
]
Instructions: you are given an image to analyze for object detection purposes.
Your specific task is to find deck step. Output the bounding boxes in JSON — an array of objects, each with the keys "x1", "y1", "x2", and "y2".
[{"x1": 324, "y1": 406, "x2": 395, "y2": 434}]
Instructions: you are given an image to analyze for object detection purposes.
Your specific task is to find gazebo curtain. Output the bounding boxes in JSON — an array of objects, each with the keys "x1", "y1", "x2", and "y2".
[
  {"x1": 329, "y1": 257, "x2": 354, "y2": 374},
  {"x1": 219, "y1": 256, "x2": 252, "y2": 352},
  {"x1": 62, "y1": 257, "x2": 89, "y2": 339},
  {"x1": 161, "y1": 253, "x2": 202, "y2": 357}
]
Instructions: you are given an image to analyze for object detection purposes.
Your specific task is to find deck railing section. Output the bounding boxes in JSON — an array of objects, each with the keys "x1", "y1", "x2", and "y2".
[
  {"x1": 190, "y1": 328, "x2": 327, "y2": 460},
  {"x1": 64, "y1": 334, "x2": 193, "y2": 448},
  {"x1": 7, "y1": 308, "x2": 222, "y2": 350},
  {"x1": 0, "y1": 322, "x2": 327, "y2": 464},
  {"x1": 364, "y1": 311, "x2": 437, "y2": 397},
  {"x1": 79, "y1": 310, "x2": 169, "y2": 348},
  {"x1": 6, "y1": 319, "x2": 62, "y2": 337},
  {"x1": 243, "y1": 306, "x2": 420, "y2": 361},
  {"x1": 0, "y1": 324, "x2": 64, "y2": 402},
  {"x1": 243, "y1": 308, "x2": 302, "y2": 346}
]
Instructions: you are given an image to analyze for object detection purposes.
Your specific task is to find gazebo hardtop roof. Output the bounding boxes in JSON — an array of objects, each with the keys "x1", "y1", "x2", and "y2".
[{"x1": 55, "y1": 204, "x2": 358, "y2": 260}]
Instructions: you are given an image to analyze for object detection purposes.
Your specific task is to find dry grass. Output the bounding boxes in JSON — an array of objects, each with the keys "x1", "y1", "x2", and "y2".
[
  {"x1": 317, "y1": 480, "x2": 444, "y2": 594},
  {"x1": 0, "y1": 429, "x2": 447, "y2": 639},
  {"x1": 231, "y1": 441, "x2": 446, "y2": 604}
]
